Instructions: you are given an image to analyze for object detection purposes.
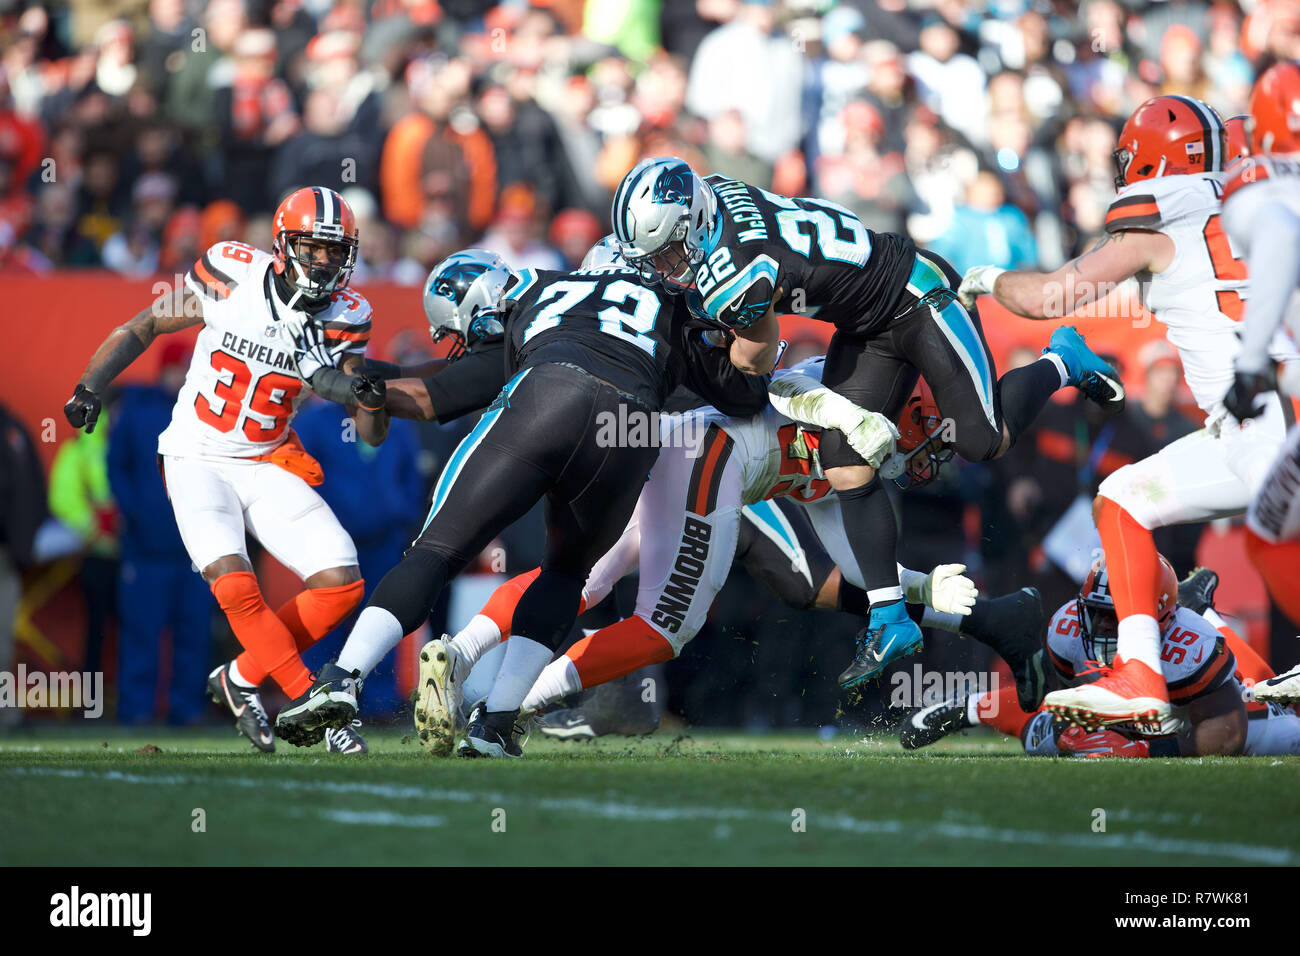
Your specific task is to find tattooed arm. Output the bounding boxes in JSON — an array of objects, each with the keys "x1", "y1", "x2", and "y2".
[
  {"x1": 66, "y1": 289, "x2": 206, "y2": 432},
  {"x1": 76, "y1": 289, "x2": 205, "y2": 393},
  {"x1": 968, "y1": 230, "x2": 1174, "y2": 320}
]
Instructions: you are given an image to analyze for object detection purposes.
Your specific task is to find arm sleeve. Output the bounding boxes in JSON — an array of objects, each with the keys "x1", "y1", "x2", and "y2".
[
  {"x1": 679, "y1": 330, "x2": 771, "y2": 418},
  {"x1": 767, "y1": 372, "x2": 866, "y2": 433},
  {"x1": 421, "y1": 341, "x2": 508, "y2": 423}
]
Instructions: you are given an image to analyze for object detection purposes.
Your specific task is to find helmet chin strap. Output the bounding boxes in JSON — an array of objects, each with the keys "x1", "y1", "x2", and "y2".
[{"x1": 273, "y1": 263, "x2": 328, "y2": 314}]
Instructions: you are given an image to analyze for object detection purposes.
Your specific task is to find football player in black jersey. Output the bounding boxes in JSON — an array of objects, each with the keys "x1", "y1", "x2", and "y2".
[
  {"x1": 275, "y1": 249, "x2": 768, "y2": 756},
  {"x1": 610, "y1": 157, "x2": 1126, "y2": 682}
]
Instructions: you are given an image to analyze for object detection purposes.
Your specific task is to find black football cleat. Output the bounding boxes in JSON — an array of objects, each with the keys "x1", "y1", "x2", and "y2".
[
  {"x1": 324, "y1": 720, "x2": 369, "y2": 755},
  {"x1": 1177, "y1": 567, "x2": 1219, "y2": 615},
  {"x1": 535, "y1": 677, "x2": 659, "y2": 740},
  {"x1": 899, "y1": 698, "x2": 972, "y2": 750},
  {"x1": 962, "y1": 587, "x2": 1047, "y2": 712},
  {"x1": 457, "y1": 706, "x2": 524, "y2": 759},
  {"x1": 274, "y1": 661, "x2": 361, "y2": 748},
  {"x1": 207, "y1": 663, "x2": 275, "y2": 753}
]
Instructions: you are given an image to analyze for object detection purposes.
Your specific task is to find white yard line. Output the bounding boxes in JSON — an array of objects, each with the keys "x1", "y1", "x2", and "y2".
[{"x1": 4, "y1": 766, "x2": 1293, "y2": 864}]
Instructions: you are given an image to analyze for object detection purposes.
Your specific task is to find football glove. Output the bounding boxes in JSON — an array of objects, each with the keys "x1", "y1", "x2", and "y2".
[
  {"x1": 957, "y1": 264, "x2": 1005, "y2": 310},
  {"x1": 290, "y1": 319, "x2": 346, "y2": 382},
  {"x1": 1223, "y1": 366, "x2": 1276, "y2": 422},
  {"x1": 844, "y1": 408, "x2": 901, "y2": 470},
  {"x1": 916, "y1": 563, "x2": 978, "y2": 616},
  {"x1": 350, "y1": 374, "x2": 386, "y2": 412},
  {"x1": 1057, "y1": 725, "x2": 1150, "y2": 758},
  {"x1": 64, "y1": 384, "x2": 103, "y2": 434}
]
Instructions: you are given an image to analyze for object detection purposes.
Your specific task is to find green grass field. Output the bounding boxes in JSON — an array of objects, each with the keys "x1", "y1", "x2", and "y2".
[{"x1": 2, "y1": 727, "x2": 1297, "y2": 866}]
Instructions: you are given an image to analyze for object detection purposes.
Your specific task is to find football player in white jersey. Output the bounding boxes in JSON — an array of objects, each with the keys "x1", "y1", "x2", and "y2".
[
  {"x1": 1219, "y1": 62, "x2": 1300, "y2": 705},
  {"x1": 63, "y1": 186, "x2": 387, "y2": 752},
  {"x1": 957, "y1": 94, "x2": 1300, "y2": 732},
  {"x1": 901, "y1": 560, "x2": 1300, "y2": 758}
]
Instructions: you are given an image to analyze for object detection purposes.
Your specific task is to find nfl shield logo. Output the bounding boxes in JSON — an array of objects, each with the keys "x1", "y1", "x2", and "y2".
[{"x1": 266, "y1": 325, "x2": 279, "y2": 338}]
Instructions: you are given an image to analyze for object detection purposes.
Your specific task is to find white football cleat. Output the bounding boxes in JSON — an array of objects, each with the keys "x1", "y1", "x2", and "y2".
[
  {"x1": 1254, "y1": 665, "x2": 1300, "y2": 705},
  {"x1": 414, "y1": 636, "x2": 465, "y2": 756},
  {"x1": 1044, "y1": 659, "x2": 1171, "y2": 732}
]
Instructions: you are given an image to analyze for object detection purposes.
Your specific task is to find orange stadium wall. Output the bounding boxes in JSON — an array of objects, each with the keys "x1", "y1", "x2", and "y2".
[{"x1": 3, "y1": 272, "x2": 1170, "y2": 464}]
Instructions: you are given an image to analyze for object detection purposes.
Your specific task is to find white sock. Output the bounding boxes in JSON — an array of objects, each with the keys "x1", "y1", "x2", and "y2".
[
  {"x1": 485, "y1": 636, "x2": 554, "y2": 713},
  {"x1": 867, "y1": 585, "x2": 904, "y2": 606},
  {"x1": 966, "y1": 691, "x2": 988, "y2": 725},
  {"x1": 228, "y1": 659, "x2": 256, "y2": 688},
  {"x1": 449, "y1": 614, "x2": 503, "y2": 668},
  {"x1": 1042, "y1": 351, "x2": 1069, "y2": 388},
  {"x1": 337, "y1": 606, "x2": 404, "y2": 679},
  {"x1": 921, "y1": 608, "x2": 963, "y2": 633},
  {"x1": 463, "y1": 642, "x2": 507, "y2": 706},
  {"x1": 521, "y1": 657, "x2": 582, "y2": 712},
  {"x1": 1116, "y1": 615, "x2": 1163, "y2": 672}
]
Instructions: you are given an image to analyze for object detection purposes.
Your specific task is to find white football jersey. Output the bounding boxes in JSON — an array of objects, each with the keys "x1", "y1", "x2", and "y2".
[
  {"x1": 156, "y1": 241, "x2": 372, "y2": 459},
  {"x1": 681, "y1": 357, "x2": 835, "y2": 507},
  {"x1": 1046, "y1": 599, "x2": 1236, "y2": 707},
  {"x1": 1106, "y1": 175, "x2": 1297, "y2": 414},
  {"x1": 1220, "y1": 154, "x2": 1300, "y2": 376}
]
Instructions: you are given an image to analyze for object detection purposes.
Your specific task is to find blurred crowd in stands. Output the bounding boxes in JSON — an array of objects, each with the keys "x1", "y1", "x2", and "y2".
[
  {"x1": 2, "y1": 0, "x2": 1298, "y2": 730},
  {"x1": 4, "y1": 0, "x2": 1298, "y2": 279}
]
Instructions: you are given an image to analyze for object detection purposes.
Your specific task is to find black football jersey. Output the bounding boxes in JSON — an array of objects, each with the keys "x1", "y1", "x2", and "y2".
[
  {"x1": 423, "y1": 264, "x2": 771, "y2": 420},
  {"x1": 500, "y1": 263, "x2": 691, "y2": 410},
  {"x1": 693, "y1": 175, "x2": 916, "y2": 333}
]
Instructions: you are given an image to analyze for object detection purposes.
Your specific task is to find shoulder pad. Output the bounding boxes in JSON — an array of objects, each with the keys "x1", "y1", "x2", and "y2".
[
  {"x1": 318, "y1": 287, "x2": 373, "y2": 352},
  {"x1": 1222, "y1": 156, "x2": 1275, "y2": 203},
  {"x1": 1105, "y1": 176, "x2": 1214, "y2": 234},
  {"x1": 187, "y1": 241, "x2": 267, "y2": 300}
]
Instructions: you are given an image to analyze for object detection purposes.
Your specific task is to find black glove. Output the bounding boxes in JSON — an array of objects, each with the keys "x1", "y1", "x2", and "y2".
[
  {"x1": 64, "y1": 384, "x2": 103, "y2": 433},
  {"x1": 1223, "y1": 367, "x2": 1276, "y2": 421},
  {"x1": 351, "y1": 374, "x2": 387, "y2": 412}
]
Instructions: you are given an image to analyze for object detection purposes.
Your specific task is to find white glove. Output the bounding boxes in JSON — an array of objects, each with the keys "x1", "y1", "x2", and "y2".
[
  {"x1": 957, "y1": 265, "x2": 1005, "y2": 310},
  {"x1": 844, "y1": 409, "x2": 900, "y2": 469},
  {"x1": 768, "y1": 376, "x2": 898, "y2": 468},
  {"x1": 919, "y1": 563, "x2": 978, "y2": 616},
  {"x1": 291, "y1": 319, "x2": 343, "y2": 381}
]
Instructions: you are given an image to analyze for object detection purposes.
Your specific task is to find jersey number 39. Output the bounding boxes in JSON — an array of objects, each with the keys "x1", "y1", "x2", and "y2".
[{"x1": 194, "y1": 351, "x2": 302, "y2": 442}]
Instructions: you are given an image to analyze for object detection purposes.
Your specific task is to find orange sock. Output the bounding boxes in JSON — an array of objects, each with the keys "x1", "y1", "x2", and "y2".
[
  {"x1": 566, "y1": 615, "x2": 674, "y2": 688},
  {"x1": 1246, "y1": 529, "x2": 1300, "y2": 628},
  {"x1": 974, "y1": 684, "x2": 1037, "y2": 739},
  {"x1": 211, "y1": 571, "x2": 313, "y2": 698},
  {"x1": 479, "y1": 567, "x2": 589, "y2": 637},
  {"x1": 235, "y1": 579, "x2": 365, "y2": 686},
  {"x1": 1095, "y1": 496, "x2": 1160, "y2": 619}
]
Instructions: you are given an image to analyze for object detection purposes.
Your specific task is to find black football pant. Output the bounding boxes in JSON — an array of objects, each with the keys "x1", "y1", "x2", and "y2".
[{"x1": 370, "y1": 362, "x2": 659, "y2": 650}]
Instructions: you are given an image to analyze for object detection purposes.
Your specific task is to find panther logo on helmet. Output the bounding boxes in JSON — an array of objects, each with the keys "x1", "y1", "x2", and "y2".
[
  {"x1": 652, "y1": 164, "x2": 695, "y2": 206},
  {"x1": 422, "y1": 249, "x2": 515, "y2": 361}
]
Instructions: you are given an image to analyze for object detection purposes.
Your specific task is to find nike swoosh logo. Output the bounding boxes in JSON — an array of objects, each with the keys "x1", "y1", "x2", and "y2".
[
  {"x1": 221, "y1": 674, "x2": 247, "y2": 717},
  {"x1": 1193, "y1": 648, "x2": 1204, "y2": 664}
]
